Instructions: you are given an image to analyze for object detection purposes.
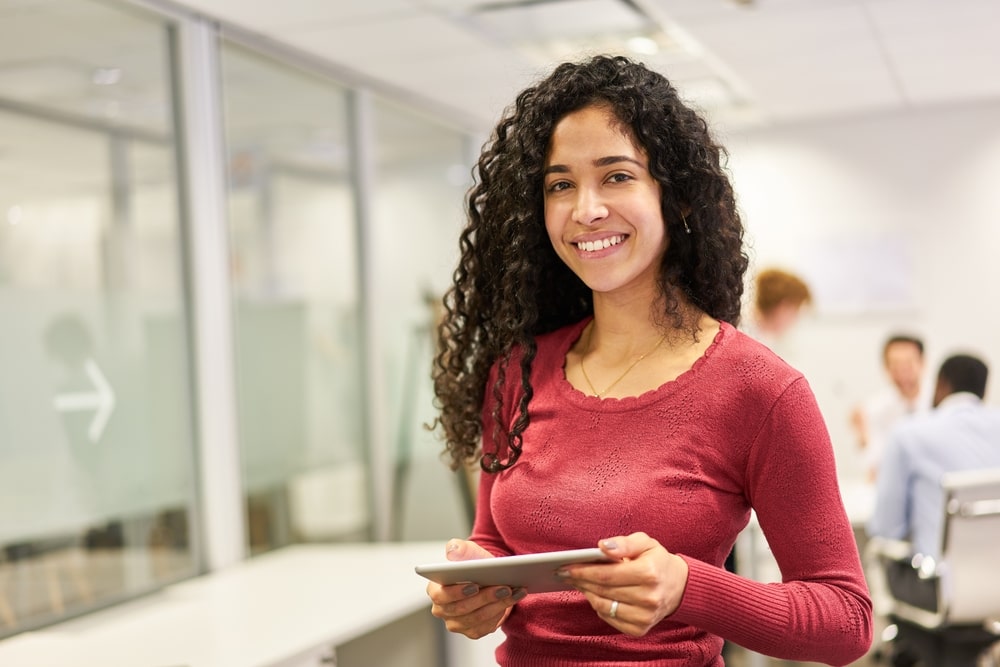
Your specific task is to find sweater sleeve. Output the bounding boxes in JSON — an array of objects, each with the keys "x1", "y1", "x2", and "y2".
[{"x1": 671, "y1": 377, "x2": 873, "y2": 665}]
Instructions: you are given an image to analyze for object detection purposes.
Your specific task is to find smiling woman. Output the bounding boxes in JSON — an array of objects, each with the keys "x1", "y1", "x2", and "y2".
[{"x1": 424, "y1": 55, "x2": 873, "y2": 667}]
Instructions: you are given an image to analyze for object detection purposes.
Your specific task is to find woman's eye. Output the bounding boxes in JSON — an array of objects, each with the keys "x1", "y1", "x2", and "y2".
[
  {"x1": 607, "y1": 172, "x2": 633, "y2": 184},
  {"x1": 546, "y1": 181, "x2": 571, "y2": 193}
]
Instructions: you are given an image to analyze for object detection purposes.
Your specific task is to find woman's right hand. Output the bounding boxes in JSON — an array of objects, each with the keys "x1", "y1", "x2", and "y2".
[{"x1": 427, "y1": 539, "x2": 527, "y2": 639}]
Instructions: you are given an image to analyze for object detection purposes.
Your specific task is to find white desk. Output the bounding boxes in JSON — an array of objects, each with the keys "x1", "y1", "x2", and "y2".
[{"x1": 0, "y1": 542, "x2": 447, "y2": 667}]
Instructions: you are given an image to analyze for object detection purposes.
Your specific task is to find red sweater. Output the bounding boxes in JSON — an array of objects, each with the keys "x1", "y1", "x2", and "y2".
[{"x1": 470, "y1": 319, "x2": 872, "y2": 666}]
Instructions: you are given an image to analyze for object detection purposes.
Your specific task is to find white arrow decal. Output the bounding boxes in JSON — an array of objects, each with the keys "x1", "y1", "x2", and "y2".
[{"x1": 53, "y1": 358, "x2": 116, "y2": 442}]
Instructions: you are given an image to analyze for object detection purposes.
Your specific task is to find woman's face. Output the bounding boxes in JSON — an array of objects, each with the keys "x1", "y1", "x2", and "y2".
[{"x1": 543, "y1": 104, "x2": 668, "y2": 298}]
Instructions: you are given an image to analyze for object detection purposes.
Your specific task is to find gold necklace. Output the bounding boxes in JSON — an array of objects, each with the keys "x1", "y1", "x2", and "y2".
[{"x1": 580, "y1": 329, "x2": 667, "y2": 399}]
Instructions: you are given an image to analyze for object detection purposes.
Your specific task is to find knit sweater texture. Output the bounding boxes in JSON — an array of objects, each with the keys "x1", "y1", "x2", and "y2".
[{"x1": 469, "y1": 319, "x2": 872, "y2": 666}]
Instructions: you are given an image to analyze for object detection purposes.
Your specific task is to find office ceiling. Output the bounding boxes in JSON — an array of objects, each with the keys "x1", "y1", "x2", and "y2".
[
  {"x1": 0, "y1": 0, "x2": 997, "y2": 198},
  {"x1": 178, "y1": 0, "x2": 1000, "y2": 132}
]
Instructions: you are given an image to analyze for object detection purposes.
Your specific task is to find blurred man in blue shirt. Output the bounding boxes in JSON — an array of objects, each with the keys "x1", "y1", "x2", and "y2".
[
  {"x1": 868, "y1": 353, "x2": 1000, "y2": 560},
  {"x1": 868, "y1": 354, "x2": 1000, "y2": 667}
]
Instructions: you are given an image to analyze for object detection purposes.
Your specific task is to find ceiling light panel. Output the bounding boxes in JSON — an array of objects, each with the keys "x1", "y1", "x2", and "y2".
[{"x1": 467, "y1": 0, "x2": 651, "y2": 42}]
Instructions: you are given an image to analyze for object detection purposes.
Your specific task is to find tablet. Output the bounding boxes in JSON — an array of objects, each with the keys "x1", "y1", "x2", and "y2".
[{"x1": 415, "y1": 547, "x2": 610, "y2": 594}]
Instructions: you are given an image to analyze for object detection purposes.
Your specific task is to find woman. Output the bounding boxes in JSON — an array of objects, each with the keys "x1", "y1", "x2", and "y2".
[{"x1": 427, "y1": 55, "x2": 871, "y2": 666}]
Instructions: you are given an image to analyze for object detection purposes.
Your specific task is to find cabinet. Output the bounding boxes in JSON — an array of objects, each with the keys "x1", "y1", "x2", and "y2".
[{"x1": 0, "y1": 542, "x2": 447, "y2": 667}]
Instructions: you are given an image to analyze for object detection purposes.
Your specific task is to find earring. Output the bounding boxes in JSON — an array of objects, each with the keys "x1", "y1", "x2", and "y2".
[{"x1": 681, "y1": 213, "x2": 691, "y2": 235}]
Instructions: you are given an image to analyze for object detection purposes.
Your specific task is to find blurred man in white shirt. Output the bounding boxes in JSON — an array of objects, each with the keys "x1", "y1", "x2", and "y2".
[{"x1": 851, "y1": 335, "x2": 930, "y2": 483}]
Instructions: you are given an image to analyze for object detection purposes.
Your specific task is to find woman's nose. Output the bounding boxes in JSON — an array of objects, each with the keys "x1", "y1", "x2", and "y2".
[{"x1": 572, "y1": 188, "x2": 609, "y2": 225}]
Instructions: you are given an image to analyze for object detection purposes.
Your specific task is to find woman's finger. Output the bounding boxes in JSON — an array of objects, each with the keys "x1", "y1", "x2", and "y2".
[{"x1": 433, "y1": 586, "x2": 527, "y2": 639}]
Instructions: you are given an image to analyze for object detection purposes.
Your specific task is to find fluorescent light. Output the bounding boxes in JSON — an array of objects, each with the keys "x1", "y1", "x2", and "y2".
[
  {"x1": 7, "y1": 205, "x2": 23, "y2": 226},
  {"x1": 627, "y1": 36, "x2": 659, "y2": 55},
  {"x1": 92, "y1": 67, "x2": 122, "y2": 86}
]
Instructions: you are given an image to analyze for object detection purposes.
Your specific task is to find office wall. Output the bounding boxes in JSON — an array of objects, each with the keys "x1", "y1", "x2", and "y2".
[{"x1": 723, "y1": 100, "x2": 1000, "y2": 481}]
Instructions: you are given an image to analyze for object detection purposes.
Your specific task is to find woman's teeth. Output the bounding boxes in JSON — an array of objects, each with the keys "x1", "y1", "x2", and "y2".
[{"x1": 577, "y1": 235, "x2": 625, "y2": 253}]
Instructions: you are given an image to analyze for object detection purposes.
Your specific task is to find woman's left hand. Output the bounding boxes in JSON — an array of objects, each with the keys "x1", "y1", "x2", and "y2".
[{"x1": 558, "y1": 531, "x2": 690, "y2": 637}]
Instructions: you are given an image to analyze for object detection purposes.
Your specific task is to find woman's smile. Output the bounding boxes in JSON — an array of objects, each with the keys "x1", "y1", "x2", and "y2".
[{"x1": 573, "y1": 233, "x2": 629, "y2": 256}]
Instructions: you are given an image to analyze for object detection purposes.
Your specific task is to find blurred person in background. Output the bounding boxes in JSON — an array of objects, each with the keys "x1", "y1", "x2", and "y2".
[
  {"x1": 850, "y1": 335, "x2": 929, "y2": 483},
  {"x1": 867, "y1": 353, "x2": 1000, "y2": 667},
  {"x1": 744, "y1": 267, "x2": 812, "y2": 348},
  {"x1": 868, "y1": 353, "x2": 1000, "y2": 561}
]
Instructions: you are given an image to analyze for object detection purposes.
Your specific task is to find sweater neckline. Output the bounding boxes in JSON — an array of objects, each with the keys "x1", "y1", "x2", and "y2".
[{"x1": 555, "y1": 317, "x2": 729, "y2": 411}]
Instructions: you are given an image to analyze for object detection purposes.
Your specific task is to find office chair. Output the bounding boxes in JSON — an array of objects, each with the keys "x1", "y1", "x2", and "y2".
[{"x1": 868, "y1": 467, "x2": 1000, "y2": 667}]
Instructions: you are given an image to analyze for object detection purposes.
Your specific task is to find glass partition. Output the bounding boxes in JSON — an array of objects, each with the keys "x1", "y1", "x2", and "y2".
[
  {"x1": 0, "y1": 0, "x2": 482, "y2": 641},
  {"x1": 368, "y1": 98, "x2": 475, "y2": 540},
  {"x1": 0, "y1": 0, "x2": 196, "y2": 638},
  {"x1": 219, "y1": 43, "x2": 369, "y2": 552}
]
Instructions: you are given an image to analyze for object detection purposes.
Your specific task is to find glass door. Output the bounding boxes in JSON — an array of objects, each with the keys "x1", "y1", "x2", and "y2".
[
  {"x1": 220, "y1": 43, "x2": 369, "y2": 551},
  {"x1": 0, "y1": 0, "x2": 197, "y2": 637}
]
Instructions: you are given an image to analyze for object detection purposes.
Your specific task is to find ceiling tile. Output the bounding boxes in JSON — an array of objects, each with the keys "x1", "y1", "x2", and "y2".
[
  {"x1": 185, "y1": 0, "x2": 417, "y2": 32},
  {"x1": 867, "y1": 0, "x2": 1000, "y2": 104},
  {"x1": 680, "y1": 4, "x2": 904, "y2": 120},
  {"x1": 363, "y1": 46, "x2": 537, "y2": 125},
  {"x1": 640, "y1": 0, "x2": 858, "y2": 23},
  {"x1": 283, "y1": 13, "x2": 493, "y2": 65}
]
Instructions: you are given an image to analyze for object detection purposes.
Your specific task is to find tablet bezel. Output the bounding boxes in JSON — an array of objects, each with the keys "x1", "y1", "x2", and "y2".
[{"x1": 415, "y1": 547, "x2": 610, "y2": 594}]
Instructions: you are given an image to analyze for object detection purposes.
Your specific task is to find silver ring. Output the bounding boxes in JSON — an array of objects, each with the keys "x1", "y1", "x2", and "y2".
[{"x1": 609, "y1": 599, "x2": 619, "y2": 619}]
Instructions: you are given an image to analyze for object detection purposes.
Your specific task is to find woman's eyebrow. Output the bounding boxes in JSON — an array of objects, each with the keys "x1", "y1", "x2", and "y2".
[
  {"x1": 593, "y1": 155, "x2": 645, "y2": 168},
  {"x1": 543, "y1": 155, "x2": 645, "y2": 175}
]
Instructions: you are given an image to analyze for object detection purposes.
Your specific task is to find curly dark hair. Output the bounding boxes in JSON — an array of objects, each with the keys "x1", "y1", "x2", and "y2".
[{"x1": 431, "y1": 54, "x2": 748, "y2": 473}]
